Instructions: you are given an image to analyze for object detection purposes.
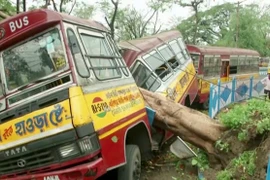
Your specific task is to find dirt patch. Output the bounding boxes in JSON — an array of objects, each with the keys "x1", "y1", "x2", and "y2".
[
  {"x1": 140, "y1": 147, "x2": 198, "y2": 180},
  {"x1": 140, "y1": 133, "x2": 270, "y2": 180}
]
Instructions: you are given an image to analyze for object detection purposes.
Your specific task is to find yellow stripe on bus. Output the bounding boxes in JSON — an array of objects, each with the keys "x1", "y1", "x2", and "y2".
[{"x1": 99, "y1": 112, "x2": 147, "y2": 139}]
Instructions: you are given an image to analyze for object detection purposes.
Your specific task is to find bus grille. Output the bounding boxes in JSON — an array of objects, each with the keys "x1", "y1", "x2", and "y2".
[{"x1": 0, "y1": 148, "x2": 57, "y2": 175}]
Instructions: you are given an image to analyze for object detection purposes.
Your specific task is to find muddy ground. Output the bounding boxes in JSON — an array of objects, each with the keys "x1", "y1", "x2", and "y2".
[
  {"x1": 140, "y1": 132, "x2": 270, "y2": 180},
  {"x1": 140, "y1": 143, "x2": 198, "y2": 180}
]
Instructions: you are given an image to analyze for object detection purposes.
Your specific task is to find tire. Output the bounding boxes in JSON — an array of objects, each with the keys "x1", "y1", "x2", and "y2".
[{"x1": 118, "y1": 145, "x2": 141, "y2": 180}]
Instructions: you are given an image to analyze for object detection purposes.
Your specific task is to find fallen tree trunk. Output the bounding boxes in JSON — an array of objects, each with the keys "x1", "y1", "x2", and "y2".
[{"x1": 139, "y1": 88, "x2": 228, "y2": 162}]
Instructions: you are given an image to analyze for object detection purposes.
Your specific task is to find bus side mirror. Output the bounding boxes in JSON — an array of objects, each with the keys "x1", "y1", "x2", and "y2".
[{"x1": 69, "y1": 35, "x2": 80, "y2": 55}]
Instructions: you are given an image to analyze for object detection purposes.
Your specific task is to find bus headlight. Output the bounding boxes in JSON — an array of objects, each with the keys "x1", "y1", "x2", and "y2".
[
  {"x1": 78, "y1": 134, "x2": 100, "y2": 154},
  {"x1": 59, "y1": 143, "x2": 80, "y2": 158}
]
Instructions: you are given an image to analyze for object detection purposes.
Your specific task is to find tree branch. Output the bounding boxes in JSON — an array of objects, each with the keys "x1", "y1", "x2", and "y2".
[
  {"x1": 105, "y1": 16, "x2": 110, "y2": 27},
  {"x1": 51, "y1": 0, "x2": 59, "y2": 12},
  {"x1": 152, "y1": 11, "x2": 159, "y2": 34},
  {"x1": 154, "y1": 25, "x2": 162, "y2": 34},
  {"x1": 140, "y1": 9, "x2": 157, "y2": 37},
  {"x1": 0, "y1": 10, "x2": 10, "y2": 19},
  {"x1": 59, "y1": 0, "x2": 64, "y2": 12},
  {"x1": 108, "y1": 0, "x2": 119, "y2": 39},
  {"x1": 126, "y1": 12, "x2": 139, "y2": 38},
  {"x1": 68, "y1": 0, "x2": 77, "y2": 15}
]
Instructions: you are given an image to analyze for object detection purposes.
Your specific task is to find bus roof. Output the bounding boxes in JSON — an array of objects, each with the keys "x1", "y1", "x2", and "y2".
[
  {"x1": 119, "y1": 30, "x2": 182, "y2": 67},
  {"x1": 0, "y1": 9, "x2": 108, "y2": 51},
  {"x1": 187, "y1": 44, "x2": 260, "y2": 56}
]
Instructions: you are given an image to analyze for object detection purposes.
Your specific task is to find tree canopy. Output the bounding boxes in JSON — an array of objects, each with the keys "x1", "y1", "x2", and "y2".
[
  {"x1": 176, "y1": 2, "x2": 270, "y2": 56},
  {"x1": 0, "y1": 0, "x2": 269, "y2": 56}
]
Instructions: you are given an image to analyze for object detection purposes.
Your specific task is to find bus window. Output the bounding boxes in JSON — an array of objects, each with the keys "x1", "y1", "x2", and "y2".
[
  {"x1": 190, "y1": 53, "x2": 200, "y2": 70},
  {"x1": 67, "y1": 29, "x2": 90, "y2": 77},
  {"x1": 79, "y1": 30, "x2": 121, "y2": 80},
  {"x1": 204, "y1": 56, "x2": 220, "y2": 77},
  {"x1": 246, "y1": 56, "x2": 258, "y2": 72},
  {"x1": 169, "y1": 40, "x2": 185, "y2": 64},
  {"x1": 229, "y1": 57, "x2": 238, "y2": 74},
  {"x1": 3, "y1": 28, "x2": 67, "y2": 91},
  {"x1": 105, "y1": 34, "x2": 129, "y2": 76},
  {"x1": 253, "y1": 57, "x2": 260, "y2": 70},
  {"x1": 131, "y1": 61, "x2": 161, "y2": 92},
  {"x1": 143, "y1": 50, "x2": 172, "y2": 81},
  {"x1": 237, "y1": 56, "x2": 244, "y2": 73},
  {"x1": 177, "y1": 38, "x2": 189, "y2": 60},
  {"x1": 158, "y1": 45, "x2": 180, "y2": 70}
]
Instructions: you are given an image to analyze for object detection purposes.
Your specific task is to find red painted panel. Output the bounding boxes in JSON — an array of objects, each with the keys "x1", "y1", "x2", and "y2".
[
  {"x1": 0, "y1": 9, "x2": 108, "y2": 51},
  {"x1": 99, "y1": 116, "x2": 150, "y2": 169},
  {"x1": 3, "y1": 158, "x2": 106, "y2": 180},
  {"x1": 119, "y1": 30, "x2": 183, "y2": 67},
  {"x1": 187, "y1": 44, "x2": 260, "y2": 56}
]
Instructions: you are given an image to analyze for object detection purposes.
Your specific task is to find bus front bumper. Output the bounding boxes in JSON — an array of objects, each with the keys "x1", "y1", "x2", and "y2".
[{"x1": 4, "y1": 158, "x2": 106, "y2": 180}]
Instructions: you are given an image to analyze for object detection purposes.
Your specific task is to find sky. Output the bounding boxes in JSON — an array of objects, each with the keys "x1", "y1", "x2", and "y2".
[
  {"x1": 12, "y1": 0, "x2": 270, "y2": 29},
  {"x1": 89, "y1": 0, "x2": 269, "y2": 29}
]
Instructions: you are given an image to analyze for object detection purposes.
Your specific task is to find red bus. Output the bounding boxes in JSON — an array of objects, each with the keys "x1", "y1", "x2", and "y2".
[
  {"x1": 118, "y1": 31, "x2": 199, "y2": 146},
  {"x1": 119, "y1": 30, "x2": 199, "y2": 106},
  {"x1": 187, "y1": 44, "x2": 260, "y2": 109},
  {"x1": 0, "y1": 9, "x2": 158, "y2": 180}
]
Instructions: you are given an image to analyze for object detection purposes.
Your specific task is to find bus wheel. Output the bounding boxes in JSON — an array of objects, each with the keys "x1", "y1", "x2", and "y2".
[
  {"x1": 118, "y1": 145, "x2": 141, "y2": 180},
  {"x1": 202, "y1": 100, "x2": 209, "y2": 110}
]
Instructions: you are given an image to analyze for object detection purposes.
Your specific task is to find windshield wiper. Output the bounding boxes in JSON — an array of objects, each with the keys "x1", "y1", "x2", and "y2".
[{"x1": 17, "y1": 77, "x2": 52, "y2": 91}]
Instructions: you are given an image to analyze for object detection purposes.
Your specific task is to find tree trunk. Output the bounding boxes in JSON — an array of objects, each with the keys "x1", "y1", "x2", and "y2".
[{"x1": 139, "y1": 88, "x2": 227, "y2": 155}]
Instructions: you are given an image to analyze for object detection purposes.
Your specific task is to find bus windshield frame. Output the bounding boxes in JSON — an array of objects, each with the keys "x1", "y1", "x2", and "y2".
[
  {"x1": 142, "y1": 50, "x2": 173, "y2": 82},
  {"x1": 0, "y1": 25, "x2": 69, "y2": 93}
]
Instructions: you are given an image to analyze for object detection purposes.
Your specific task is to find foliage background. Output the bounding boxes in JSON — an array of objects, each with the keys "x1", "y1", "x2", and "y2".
[{"x1": 1, "y1": 0, "x2": 270, "y2": 56}]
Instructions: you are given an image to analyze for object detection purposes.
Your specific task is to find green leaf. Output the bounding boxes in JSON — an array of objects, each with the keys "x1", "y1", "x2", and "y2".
[{"x1": 191, "y1": 159, "x2": 198, "y2": 165}]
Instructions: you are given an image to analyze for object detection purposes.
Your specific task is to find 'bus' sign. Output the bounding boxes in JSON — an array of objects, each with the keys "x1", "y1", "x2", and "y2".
[{"x1": 9, "y1": 16, "x2": 29, "y2": 33}]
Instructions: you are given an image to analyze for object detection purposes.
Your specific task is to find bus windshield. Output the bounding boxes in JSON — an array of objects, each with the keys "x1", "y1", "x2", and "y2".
[
  {"x1": 2, "y1": 28, "x2": 67, "y2": 91},
  {"x1": 143, "y1": 50, "x2": 172, "y2": 81}
]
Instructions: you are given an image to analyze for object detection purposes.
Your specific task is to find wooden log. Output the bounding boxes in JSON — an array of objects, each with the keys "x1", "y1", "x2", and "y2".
[{"x1": 139, "y1": 88, "x2": 227, "y2": 154}]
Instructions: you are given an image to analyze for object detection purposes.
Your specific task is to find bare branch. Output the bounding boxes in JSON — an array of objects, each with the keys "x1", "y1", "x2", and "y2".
[
  {"x1": 108, "y1": 0, "x2": 119, "y2": 39},
  {"x1": 140, "y1": 9, "x2": 157, "y2": 37},
  {"x1": 68, "y1": 0, "x2": 77, "y2": 15},
  {"x1": 105, "y1": 16, "x2": 110, "y2": 27},
  {"x1": 59, "y1": 0, "x2": 64, "y2": 12},
  {"x1": 43, "y1": 0, "x2": 50, "y2": 9},
  {"x1": 152, "y1": 11, "x2": 159, "y2": 34},
  {"x1": 154, "y1": 25, "x2": 162, "y2": 34},
  {"x1": 51, "y1": 0, "x2": 59, "y2": 12}
]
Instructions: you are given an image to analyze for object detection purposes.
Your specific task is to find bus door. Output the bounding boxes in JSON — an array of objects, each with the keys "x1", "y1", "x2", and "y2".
[{"x1": 221, "y1": 59, "x2": 230, "y2": 81}]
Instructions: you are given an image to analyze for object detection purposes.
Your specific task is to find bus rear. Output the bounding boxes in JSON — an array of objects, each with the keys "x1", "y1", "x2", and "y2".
[
  {"x1": 187, "y1": 44, "x2": 260, "y2": 109},
  {"x1": 0, "y1": 9, "x2": 152, "y2": 180}
]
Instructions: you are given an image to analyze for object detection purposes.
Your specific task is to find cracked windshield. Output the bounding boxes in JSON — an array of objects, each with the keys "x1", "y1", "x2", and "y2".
[{"x1": 2, "y1": 28, "x2": 66, "y2": 90}]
